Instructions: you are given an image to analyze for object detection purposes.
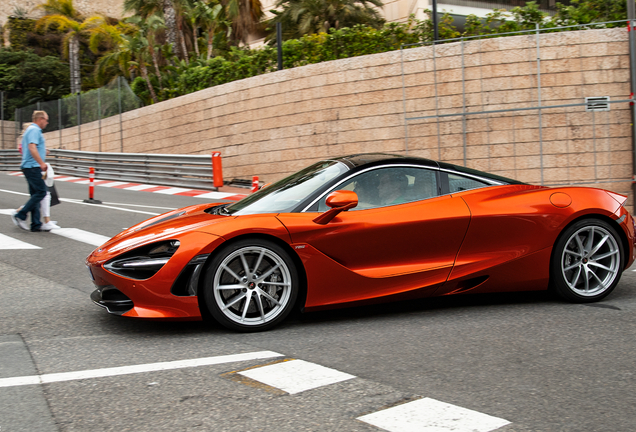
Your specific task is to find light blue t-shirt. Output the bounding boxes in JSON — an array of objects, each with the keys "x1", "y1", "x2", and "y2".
[{"x1": 21, "y1": 124, "x2": 46, "y2": 169}]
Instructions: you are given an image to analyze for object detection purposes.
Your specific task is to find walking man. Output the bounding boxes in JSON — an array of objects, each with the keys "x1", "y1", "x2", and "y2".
[{"x1": 12, "y1": 111, "x2": 50, "y2": 232}]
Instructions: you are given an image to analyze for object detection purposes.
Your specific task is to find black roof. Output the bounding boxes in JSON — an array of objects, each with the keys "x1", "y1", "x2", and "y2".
[{"x1": 328, "y1": 153, "x2": 525, "y2": 185}]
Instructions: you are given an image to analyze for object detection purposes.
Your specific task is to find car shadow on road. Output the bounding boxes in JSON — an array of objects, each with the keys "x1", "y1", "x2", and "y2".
[{"x1": 291, "y1": 290, "x2": 562, "y2": 327}]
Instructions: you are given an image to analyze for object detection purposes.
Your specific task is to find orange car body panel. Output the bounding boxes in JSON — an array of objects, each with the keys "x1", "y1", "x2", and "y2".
[
  {"x1": 279, "y1": 194, "x2": 471, "y2": 307},
  {"x1": 86, "y1": 203, "x2": 291, "y2": 319},
  {"x1": 86, "y1": 183, "x2": 636, "y2": 320}
]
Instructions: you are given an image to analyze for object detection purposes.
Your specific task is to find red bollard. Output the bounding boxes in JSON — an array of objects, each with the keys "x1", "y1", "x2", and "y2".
[
  {"x1": 83, "y1": 167, "x2": 102, "y2": 204},
  {"x1": 251, "y1": 176, "x2": 259, "y2": 193},
  {"x1": 212, "y1": 152, "x2": 224, "y2": 190}
]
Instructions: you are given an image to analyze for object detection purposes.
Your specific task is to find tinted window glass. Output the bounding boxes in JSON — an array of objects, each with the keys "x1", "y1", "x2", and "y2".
[
  {"x1": 226, "y1": 161, "x2": 348, "y2": 215},
  {"x1": 316, "y1": 167, "x2": 438, "y2": 212},
  {"x1": 447, "y1": 173, "x2": 489, "y2": 193}
]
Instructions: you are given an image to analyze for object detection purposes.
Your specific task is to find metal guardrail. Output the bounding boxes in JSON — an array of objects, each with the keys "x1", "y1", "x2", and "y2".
[{"x1": 0, "y1": 149, "x2": 218, "y2": 190}]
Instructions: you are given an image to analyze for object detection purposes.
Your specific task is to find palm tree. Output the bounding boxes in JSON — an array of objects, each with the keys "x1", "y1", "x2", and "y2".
[
  {"x1": 90, "y1": 20, "x2": 160, "y2": 104},
  {"x1": 88, "y1": 20, "x2": 137, "y2": 83},
  {"x1": 124, "y1": 0, "x2": 182, "y2": 57},
  {"x1": 270, "y1": 0, "x2": 384, "y2": 40},
  {"x1": 222, "y1": 0, "x2": 264, "y2": 45},
  {"x1": 185, "y1": 0, "x2": 223, "y2": 59},
  {"x1": 36, "y1": 0, "x2": 104, "y2": 93},
  {"x1": 123, "y1": 16, "x2": 166, "y2": 88}
]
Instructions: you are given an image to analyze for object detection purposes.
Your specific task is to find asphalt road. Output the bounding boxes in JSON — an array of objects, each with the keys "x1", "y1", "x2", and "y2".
[{"x1": 1, "y1": 173, "x2": 635, "y2": 432}]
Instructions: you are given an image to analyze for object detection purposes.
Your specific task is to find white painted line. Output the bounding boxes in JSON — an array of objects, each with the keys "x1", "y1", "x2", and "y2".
[
  {"x1": 0, "y1": 209, "x2": 17, "y2": 215},
  {"x1": 99, "y1": 202, "x2": 176, "y2": 210},
  {"x1": 0, "y1": 233, "x2": 41, "y2": 250},
  {"x1": 72, "y1": 180, "x2": 91, "y2": 184},
  {"x1": 124, "y1": 184, "x2": 161, "y2": 191},
  {"x1": 153, "y1": 187, "x2": 191, "y2": 195},
  {"x1": 54, "y1": 176, "x2": 82, "y2": 182},
  {"x1": 194, "y1": 191, "x2": 237, "y2": 199},
  {"x1": 0, "y1": 351, "x2": 283, "y2": 388},
  {"x1": 59, "y1": 198, "x2": 161, "y2": 216},
  {"x1": 96, "y1": 181, "x2": 129, "y2": 188},
  {"x1": 0, "y1": 188, "x2": 29, "y2": 197},
  {"x1": 50, "y1": 228, "x2": 111, "y2": 247},
  {"x1": 357, "y1": 397, "x2": 511, "y2": 432},
  {"x1": 239, "y1": 359, "x2": 355, "y2": 394}
]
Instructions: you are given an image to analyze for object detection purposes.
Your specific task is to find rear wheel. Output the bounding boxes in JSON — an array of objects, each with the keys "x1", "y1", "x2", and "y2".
[
  {"x1": 203, "y1": 239, "x2": 298, "y2": 332},
  {"x1": 551, "y1": 219, "x2": 623, "y2": 302}
]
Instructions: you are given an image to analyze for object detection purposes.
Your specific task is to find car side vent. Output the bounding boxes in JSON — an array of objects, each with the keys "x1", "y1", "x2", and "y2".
[{"x1": 585, "y1": 96, "x2": 610, "y2": 112}]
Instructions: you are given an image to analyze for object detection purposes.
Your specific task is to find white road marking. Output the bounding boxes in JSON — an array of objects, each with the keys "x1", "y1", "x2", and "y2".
[
  {"x1": 357, "y1": 397, "x2": 511, "y2": 432},
  {"x1": 97, "y1": 202, "x2": 176, "y2": 210},
  {"x1": 195, "y1": 191, "x2": 239, "y2": 199},
  {"x1": 124, "y1": 184, "x2": 162, "y2": 191},
  {"x1": 95, "y1": 181, "x2": 130, "y2": 188},
  {"x1": 59, "y1": 198, "x2": 160, "y2": 216},
  {"x1": 0, "y1": 209, "x2": 17, "y2": 215},
  {"x1": 0, "y1": 188, "x2": 29, "y2": 196},
  {"x1": 239, "y1": 359, "x2": 355, "y2": 394},
  {"x1": 52, "y1": 176, "x2": 81, "y2": 181},
  {"x1": 3, "y1": 175, "x2": 247, "y2": 200},
  {"x1": 0, "y1": 233, "x2": 41, "y2": 250},
  {"x1": 49, "y1": 228, "x2": 111, "y2": 247},
  {"x1": 153, "y1": 187, "x2": 191, "y2": 195},
  {"x1": 0, "y1": 351, "x2": 283, "y2": 388}
]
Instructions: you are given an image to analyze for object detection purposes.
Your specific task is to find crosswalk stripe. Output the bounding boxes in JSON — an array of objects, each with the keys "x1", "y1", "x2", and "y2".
[
  {"x1": 0, "y1": 233, "x2": 41, "y2": 250},
  {"x1": 357, "y1": 397, "x2": 511, "y2": 432},
  {"x1": 238, "y1": 359, "x2": 355, "y2": 394},
  {"x1": 49, "y1": 228, "x2": 110, "y2": 247}
]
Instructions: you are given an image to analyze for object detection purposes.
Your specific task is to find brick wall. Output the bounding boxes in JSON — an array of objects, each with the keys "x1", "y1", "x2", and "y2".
[{"x1": 43, "y1": 27, "x2": 634, "y2": 203}]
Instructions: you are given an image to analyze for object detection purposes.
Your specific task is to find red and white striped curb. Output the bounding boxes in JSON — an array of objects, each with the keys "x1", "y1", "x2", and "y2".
[{"x1": 7, "y1": 172, "x2": 247, "y2": 201}]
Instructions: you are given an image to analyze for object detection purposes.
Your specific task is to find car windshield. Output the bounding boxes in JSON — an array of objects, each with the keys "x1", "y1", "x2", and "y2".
[{"x1": 225, "y1": 160, "x2": 349, "y2": 215}]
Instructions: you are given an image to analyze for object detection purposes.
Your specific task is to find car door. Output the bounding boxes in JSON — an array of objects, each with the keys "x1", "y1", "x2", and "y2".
[{"x1": 278, "y1": 166, "x2": 472, "y2": 294}]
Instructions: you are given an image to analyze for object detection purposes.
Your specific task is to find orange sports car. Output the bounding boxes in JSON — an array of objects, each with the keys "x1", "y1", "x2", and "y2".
[{"x1": 87, "y1": 153, "x2": 635, "y2": 331}]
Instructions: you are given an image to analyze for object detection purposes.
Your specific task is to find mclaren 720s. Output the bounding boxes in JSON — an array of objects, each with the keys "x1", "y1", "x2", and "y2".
[{"x1": 87, "y1": 153, "x2": 635, "y2": 331}]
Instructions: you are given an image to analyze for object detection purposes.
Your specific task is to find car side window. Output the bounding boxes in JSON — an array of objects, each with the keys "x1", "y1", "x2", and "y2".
[
  {"x1": 447, "y1": 173, "x2": 489, "y2": 193},
  {"x1": 315, "y1": 167, "x2": 439, "y2": 212}
]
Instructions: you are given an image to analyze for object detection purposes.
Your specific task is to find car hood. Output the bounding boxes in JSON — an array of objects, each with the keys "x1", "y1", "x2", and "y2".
[
  {"x1": 91, "y1": 203, "x2": 232, "y2": 257},
  {"x1": 90, "y1": 202, "x2": 293, "y2": 261}
]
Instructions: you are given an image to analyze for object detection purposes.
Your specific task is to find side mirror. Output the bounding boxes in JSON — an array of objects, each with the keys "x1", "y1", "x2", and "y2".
[{"x1": 313, "y1": 190, "x2": 358, "y2": 225}]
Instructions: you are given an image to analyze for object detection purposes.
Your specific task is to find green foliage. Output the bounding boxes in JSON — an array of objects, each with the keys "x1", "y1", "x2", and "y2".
[
  {"x1": 0, "y1": 49, "x2": 70, "y2": 120},
  {"x1": 7, "y1": 17, "x2": 35, "y2": 51},
  {"x1": 155, "y1": 19, "x2": 457, "y2": 100},
  {"x1": 3, "y1": 0, "x2": 629, "y2": 112},
  {"x1": 268, "y1": 0, "x2": 385, "y2": 41},
  {"x1": 552, "y1": 0, "x2": 626, "y2": 27}
]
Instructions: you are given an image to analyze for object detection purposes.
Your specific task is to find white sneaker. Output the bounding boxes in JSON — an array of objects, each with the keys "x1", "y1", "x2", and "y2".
[
  {"x1": 41, "y1": 221, "x2": 60, "y2": 230},
  {"x1": 11, "y1": 211, "x2": 29, "y2": 231}
]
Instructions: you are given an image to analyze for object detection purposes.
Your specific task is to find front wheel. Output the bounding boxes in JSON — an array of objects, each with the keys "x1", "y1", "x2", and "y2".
[
  {"x1": 551, "y1": 219, "x2": 624, "y2": 303},
  {"x1": 203, "y1": 239, "x2": 298, "y2": 332}
]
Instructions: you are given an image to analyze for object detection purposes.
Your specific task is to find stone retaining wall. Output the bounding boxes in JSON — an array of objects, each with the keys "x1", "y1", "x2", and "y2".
[{"x1": 42, "y1": 27, "x2": 633, "y2": 202}]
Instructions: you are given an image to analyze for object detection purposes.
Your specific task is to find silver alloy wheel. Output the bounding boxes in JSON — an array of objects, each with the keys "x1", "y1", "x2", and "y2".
[
  {"x1": 212, "y1": 246, "x2": 293, "y2": 326},
  {"x1": 560, "y1": 225, "x2": 621, "y2": 297}
]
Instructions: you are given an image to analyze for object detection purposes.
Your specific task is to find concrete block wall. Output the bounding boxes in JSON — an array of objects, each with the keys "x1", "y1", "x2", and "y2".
[
  {"x1": 43, "y1": 27, "x2": 633, "y2": 202},
  {"x1": 0, "y1": 120, "x2": 17, "y2": 150}
]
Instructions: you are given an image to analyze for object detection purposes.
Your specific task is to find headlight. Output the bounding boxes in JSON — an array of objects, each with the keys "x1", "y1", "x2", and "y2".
[{"x1": 104, "y1": 240, "x2": 180, "y2": 280}]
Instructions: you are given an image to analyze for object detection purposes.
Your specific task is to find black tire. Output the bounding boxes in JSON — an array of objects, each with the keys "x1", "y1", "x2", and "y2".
[
  {"x1": 202, "y1": 239, "x2": 298, "y2": 332},
  {"x1": 551, "y1": 218, "x2": 624, "y2": 303}
]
